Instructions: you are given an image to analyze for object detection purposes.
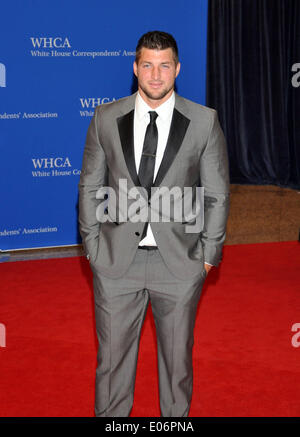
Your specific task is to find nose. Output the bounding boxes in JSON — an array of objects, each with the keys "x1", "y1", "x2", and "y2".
[{"x1": 151, "y1": 66, "x2": 160, "y2": 80}]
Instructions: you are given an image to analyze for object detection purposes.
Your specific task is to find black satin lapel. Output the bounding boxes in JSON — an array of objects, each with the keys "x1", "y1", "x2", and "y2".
[
  {"x1": 117, "y1": 110, "x2": 140, "y2": 187},
  {"x1": 154, "y1": 108, "x2": 190, "y2": 187}
]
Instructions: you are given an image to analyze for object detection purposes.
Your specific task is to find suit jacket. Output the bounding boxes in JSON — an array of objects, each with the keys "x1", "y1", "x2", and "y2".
[{"x1": 78, "y1": 92, "x2": 230, "y2": 280}]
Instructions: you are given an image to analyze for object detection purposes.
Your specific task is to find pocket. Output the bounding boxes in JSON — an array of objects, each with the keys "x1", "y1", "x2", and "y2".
[
  {"x1": 202, "y1": 261, "x2": 208, "y2": 278},
  {"x1": 88, "y1": 234, "x2": 100, "y2": 264}
]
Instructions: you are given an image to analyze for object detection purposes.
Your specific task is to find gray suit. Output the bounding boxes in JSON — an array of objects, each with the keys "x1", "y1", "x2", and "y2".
[{"x1": 78, "y1": 92, "x2": 229, "y2": 416}]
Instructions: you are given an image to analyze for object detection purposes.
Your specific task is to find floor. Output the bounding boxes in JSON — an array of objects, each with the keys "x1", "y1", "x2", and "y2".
[{"x1": 226, "y1": 184, "x2": 300, "y2": 245}]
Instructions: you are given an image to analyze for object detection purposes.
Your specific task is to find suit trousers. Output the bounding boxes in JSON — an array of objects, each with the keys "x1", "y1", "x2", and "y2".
[{"x1": 90, "y1": 246, "x2": 207, "y2": 417}]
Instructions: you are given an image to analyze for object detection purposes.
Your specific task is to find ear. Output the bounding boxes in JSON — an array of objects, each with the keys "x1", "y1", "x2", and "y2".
[
  {"x1": 133, "y1": 61, "x2": 138, "y2": 77},
  {"x1": 175, "y1": 62, "x2": 181, "y2": 78}
]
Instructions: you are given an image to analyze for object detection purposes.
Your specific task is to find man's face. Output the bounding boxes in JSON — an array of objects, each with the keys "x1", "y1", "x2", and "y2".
[{"x1": 133, "y1": 47, "x2": 180, "y2": 108}]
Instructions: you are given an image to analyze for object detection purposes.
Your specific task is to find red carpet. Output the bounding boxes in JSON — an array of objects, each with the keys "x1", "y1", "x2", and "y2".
[{"x1": 0, "y1": 241, "x2": 299, "y2": 417}]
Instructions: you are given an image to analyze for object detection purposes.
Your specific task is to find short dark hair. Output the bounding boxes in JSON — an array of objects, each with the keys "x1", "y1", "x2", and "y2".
[{"x1": 135, "y1": 31, "x2": 179, "y2": 65}]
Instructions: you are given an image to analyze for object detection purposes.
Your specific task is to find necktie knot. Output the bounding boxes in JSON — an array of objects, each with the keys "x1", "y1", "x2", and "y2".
[{"x1": 149, "y1": 111, "x2": 158, "y2": 124}]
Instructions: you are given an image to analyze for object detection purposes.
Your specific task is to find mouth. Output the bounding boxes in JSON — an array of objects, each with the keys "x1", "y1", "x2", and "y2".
[{"x1": 149, "y1": 82, "x2": 163, "y2": 89}]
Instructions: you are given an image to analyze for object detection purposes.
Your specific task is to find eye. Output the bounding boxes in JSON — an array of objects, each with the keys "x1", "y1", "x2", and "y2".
[{"x1": 161, "y1": 64, "x2": 170, "y2": 69}]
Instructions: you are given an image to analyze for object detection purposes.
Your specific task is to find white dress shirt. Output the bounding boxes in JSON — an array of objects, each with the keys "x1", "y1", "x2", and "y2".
[{"x1": 134, "y1": 91, "x2": 175, "y2": 246}]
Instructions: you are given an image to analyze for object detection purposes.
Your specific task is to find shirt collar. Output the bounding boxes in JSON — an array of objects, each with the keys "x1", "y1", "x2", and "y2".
[{"x1": 135, "y1": 91, "x2": 175, "y2": 122}]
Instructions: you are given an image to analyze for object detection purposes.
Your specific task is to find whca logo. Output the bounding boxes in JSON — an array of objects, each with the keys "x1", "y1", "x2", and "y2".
[{"x1": 0, "y1": 63, "x2": 6, "y2": 87}]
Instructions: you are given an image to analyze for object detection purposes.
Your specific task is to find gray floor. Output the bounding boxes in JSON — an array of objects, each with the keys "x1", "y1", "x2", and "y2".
[{"x1": 0, "y1": 245, "x2": 84, "y2": 263}]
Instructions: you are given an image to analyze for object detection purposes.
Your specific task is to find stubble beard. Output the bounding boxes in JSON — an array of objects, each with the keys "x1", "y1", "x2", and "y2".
[{"x1": 139, "y1": 82, "x2": 175, "y2": 101}]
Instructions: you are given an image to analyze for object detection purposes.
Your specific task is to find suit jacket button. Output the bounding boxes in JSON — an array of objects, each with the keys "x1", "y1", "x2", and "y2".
[{"x1": 135, "y1": 232, "x2": 140, "y2": 236}]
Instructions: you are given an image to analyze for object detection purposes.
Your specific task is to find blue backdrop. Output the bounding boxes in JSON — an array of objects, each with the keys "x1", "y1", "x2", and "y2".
[{"x1": 0, "y1": 0, "x2": 208, "y2": 251}]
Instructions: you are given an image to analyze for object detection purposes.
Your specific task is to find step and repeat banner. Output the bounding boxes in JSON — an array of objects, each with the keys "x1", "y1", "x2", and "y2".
[{"x1": 0, "y1": 0, "x2": 208, "y2": 251}]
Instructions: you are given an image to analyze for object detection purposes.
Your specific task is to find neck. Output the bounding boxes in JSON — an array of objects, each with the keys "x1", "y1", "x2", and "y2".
[{"x1": 138, "y1": 88, "x2": 174, "y2": 109}]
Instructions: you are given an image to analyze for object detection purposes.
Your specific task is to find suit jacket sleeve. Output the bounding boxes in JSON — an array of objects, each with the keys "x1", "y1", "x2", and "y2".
[
  {"x1": 78, "y1": 106, "x2": 108, "y2": 259},
  {"x1": 200, "y1": 109, "x2": 230, "y2": 266}
]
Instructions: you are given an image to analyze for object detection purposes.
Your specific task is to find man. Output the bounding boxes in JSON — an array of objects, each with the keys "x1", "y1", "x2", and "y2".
[{"x1": 78, "y1": 31, "x2": 229, "y2": 417}]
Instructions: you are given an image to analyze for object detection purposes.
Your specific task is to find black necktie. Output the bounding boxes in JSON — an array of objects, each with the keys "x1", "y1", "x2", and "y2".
[{"x1": 138, "y1": 111, "x2": 158, "y2": 241}]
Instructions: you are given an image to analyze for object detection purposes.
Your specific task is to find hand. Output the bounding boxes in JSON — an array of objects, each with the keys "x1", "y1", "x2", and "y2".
[{"x1": 204, "y1": 263, "x2": 212, "y2": 275}]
